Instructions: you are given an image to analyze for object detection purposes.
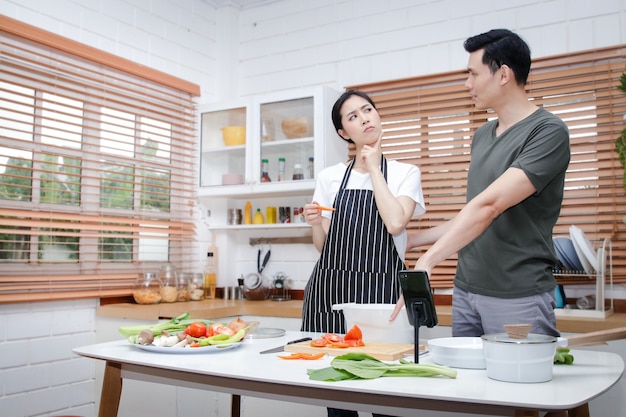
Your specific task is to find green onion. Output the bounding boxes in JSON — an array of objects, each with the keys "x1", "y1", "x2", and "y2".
[{"x1": 118, "y1": 312, "x2": 213, "y2": 339}]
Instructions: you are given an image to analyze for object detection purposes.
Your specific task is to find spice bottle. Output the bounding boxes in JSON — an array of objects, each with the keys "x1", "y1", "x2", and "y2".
[
  {"x1": 292, "y1": 163, "x2": 304, "y2": 180},
  {"x1": 308, "y1": 156, "x2": 314, "y2": 179},
  {"x1": 261, "y1": 159, "x2": 271, "y2": 182},
  {"x1": 278, "y1": 157, "x2": 285, "y2": 181}
]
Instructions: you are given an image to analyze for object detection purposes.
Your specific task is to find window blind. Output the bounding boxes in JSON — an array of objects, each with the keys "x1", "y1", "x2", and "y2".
[
  {"x1": 0, "y1": 17, "x2": 199, "y2": 303},
  {"x1": 348, "y1": 45, "x2": 626, "y2": 288}
]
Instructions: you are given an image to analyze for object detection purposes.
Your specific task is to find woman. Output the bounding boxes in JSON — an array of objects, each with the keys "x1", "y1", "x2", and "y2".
[{"x1": 301, "y1": 90, "x2": 425, "y2": 417}]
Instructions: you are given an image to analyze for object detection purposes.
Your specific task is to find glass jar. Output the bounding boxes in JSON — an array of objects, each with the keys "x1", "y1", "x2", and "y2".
[
  {"x1": 177, "y1": 272, "x2": 191, "y2": 302},
  {"x1": 132, "y1": 273, "x2": 162, "y2": 305},
  {"x1": 188, "y1": 272, "x2": 205, "y2": 301},
  {"x1": 243, "y1": 273, "x2": 270, "y2": 300},
  {"x1": 158, "y1": 264, "x2": 178, "y2": 303}
]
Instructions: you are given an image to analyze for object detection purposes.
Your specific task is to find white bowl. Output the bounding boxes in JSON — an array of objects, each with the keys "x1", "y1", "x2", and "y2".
[
  {"x1": 332, "y1": 303, "x2": 413, "y2": 344},
  {"x1": 427, "y1": 337, "x2": 485, "y2": 369}
]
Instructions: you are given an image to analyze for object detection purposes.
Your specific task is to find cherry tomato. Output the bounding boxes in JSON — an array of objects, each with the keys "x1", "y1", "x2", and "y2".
[{"x1": 186, "y1": 322, "x2": 207, "y2": 338}]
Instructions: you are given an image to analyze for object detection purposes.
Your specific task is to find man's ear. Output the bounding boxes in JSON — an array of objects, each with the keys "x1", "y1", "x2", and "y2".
[{"x1": 499, "y1": 64, "x2": 513, "y2": 85}]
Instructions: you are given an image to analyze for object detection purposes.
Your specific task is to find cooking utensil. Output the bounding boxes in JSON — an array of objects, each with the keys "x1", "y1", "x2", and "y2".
[
  {"x1": 332, "y1": 303, "x2": 413, "y2": 344},
  {"x1": 259, "y1": 337, "x2": 312, "y2": 354},
  {"x1": 562, "y1": 327, "x2": 626, "y2": 347},
  {"x1": 482, "y1": 332, "x2": 559, "y2": 383},
  {"x1": 427, "y1": 337, "x2": 485, "y2": 369}
]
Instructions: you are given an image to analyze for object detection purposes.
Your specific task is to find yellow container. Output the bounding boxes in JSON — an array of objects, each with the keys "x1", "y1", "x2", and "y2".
[
  {"x1": 221, "y1": 126, "x2": 246, "y2": 146},
  {"x1": 253, "y1": 208, "x2": 264, "y2": 224},
  {"x1": 266, "y1": 206, "x2": 277, "y2": 224}
]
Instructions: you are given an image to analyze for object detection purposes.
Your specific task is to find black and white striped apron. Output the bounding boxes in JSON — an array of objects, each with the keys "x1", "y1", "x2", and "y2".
[{"x1": 301, "y1": 156, "x2": 404, "y2": 333}]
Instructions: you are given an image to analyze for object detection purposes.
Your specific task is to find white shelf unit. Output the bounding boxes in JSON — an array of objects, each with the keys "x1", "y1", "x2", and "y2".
[{"x1": 554, "y1": 238, "x2": 613, "y2": 319}]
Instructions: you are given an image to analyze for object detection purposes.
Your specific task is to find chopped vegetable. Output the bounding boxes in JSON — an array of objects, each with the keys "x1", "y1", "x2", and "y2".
[
  {"x1": 278, "y1": 353, "x2": 326, "y2": 360},
  {"x1": 185, "y1": 322, "x2": 207, "y2": 338},
  {"x1": 310, "y1": 325, "x2": 364, "y2": 349},
  {"x1": 554, "y1": 347, "x2": 574, "y2": 365},
  {"x1": 119, "y1": 312, "x2": 212, "y2": 339},
  {"x1": 307, "y1": 353, "x2": 457, "y2": 381}
]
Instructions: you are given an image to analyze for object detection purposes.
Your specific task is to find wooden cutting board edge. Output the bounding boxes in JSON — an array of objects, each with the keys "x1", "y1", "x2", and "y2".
[{"x1": 284, "y1": 341, "x2": 425, "y2": 361}]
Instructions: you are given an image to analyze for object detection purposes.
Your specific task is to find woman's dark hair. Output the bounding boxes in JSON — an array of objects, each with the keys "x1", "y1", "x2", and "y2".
[
  {"x1": 463, "y1": 29, "x2": 531, "y2": 86},
  {"x1": 331, "y1": 90, "x2": 377, "y2": 143}
]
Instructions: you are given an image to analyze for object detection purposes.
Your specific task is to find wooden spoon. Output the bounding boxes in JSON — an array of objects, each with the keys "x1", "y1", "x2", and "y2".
[{"x1": 565, "y1": 327, "x2": 626, "y2": 347}]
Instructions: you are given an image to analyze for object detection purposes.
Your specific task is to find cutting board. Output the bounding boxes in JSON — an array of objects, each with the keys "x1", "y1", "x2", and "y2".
[{"x1": 284, "y1": 341, "x2": 422, "y2": 361}]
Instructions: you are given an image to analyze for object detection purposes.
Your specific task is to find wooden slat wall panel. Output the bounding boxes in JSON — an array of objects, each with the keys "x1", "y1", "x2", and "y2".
[{"x1": 348, "y1": 45, "x2": 626, "y2": 289}]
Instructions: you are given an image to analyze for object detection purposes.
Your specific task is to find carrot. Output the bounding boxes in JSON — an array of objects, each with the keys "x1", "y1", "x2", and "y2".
[{"x1": 315, "y1": 205, "x2": 336, "y2": 212}]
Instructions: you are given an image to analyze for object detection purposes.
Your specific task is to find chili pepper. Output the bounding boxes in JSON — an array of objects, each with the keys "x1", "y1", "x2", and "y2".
[{"x1": 278, "y1": 352, "x2": 325, "y2": 360}]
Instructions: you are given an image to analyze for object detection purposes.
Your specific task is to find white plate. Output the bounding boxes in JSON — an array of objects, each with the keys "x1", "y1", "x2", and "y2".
[
  {"x1": 569, "y1": 225, "x2": 598, "y2": 272},
  {"x1": 132, "y1": 341, "x2": 243, "y2": 354},
  {"x1": 427, "y1": 337, "x2": 485, "y2": 369}
]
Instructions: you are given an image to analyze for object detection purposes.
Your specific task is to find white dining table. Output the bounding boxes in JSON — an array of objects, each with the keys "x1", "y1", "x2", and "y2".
[{"x1": 73, "y1": 331, "x2": 624, "y2": 417}]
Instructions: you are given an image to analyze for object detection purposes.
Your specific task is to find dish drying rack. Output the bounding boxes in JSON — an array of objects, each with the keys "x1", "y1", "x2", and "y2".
[{"x1": 553, "y1": 238, "x2": 613, "y2": 319}]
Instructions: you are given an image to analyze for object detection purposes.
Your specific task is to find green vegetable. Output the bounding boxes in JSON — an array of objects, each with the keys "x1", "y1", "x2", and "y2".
[
  {"x1": 199, "y1": 333, "x2": 230, "y2": 346},
  {"x1": 211, "y1": 328, "x2": 247, "y2": 345},
  {"x1": 554, "y1": 347, "x2": 574, "y2": 365},
  {"x1": 119, "y1": 312, "x2": 212, "y2": 339},
  {"x1": 307, "y1": 353, "x2": 457, "y2": 382}
]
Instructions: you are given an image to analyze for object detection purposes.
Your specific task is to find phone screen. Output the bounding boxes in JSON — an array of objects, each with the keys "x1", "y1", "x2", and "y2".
[{"x1": 398, "y1": 270, "x2": 438, "y2": 328}]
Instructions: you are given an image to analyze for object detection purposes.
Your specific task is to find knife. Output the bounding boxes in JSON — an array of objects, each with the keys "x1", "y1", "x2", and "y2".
[{"x1": 259, "y1": 337, "x2": 312, "y2": 354}]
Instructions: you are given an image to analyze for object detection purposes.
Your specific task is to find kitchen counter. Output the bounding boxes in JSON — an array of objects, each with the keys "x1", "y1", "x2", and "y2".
[{"x1": 98, "y1": 299, "x2": 626, "y2": 334}]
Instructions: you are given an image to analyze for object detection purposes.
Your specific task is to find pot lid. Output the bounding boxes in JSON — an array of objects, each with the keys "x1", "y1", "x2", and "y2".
[{"x1": 481, "y1": 333, "x2": 557, "y2": 344}]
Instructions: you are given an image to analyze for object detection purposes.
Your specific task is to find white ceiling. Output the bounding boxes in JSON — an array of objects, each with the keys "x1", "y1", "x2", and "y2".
[{"x1": 203, "y1": 0, "x2": 276, "y2": 9}]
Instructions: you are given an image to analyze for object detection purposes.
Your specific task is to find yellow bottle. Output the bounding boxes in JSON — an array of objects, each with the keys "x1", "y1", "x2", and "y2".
[
  {"x1": 253, "y1": 208, "x2": 264, "y2": 224},
  {"x1": 244, "y1": 201, "x2": 252, "y2": 224}
]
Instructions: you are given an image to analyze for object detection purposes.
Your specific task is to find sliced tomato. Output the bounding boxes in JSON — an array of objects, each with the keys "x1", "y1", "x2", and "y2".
[
  {"x1": 322, "y1": 333, "x2": 343, "y2": 343},
  {"x1": 344, "y1": 325, "x2": 363, "y2": 341},
  {"x1": 205, "y1": 326, "x2": 215, "y2": 337},
  {"x1": 329, "y1": 342, "x2": 350, "y2": 348},
  {"x1": 345, "y1": 338, "x2": 364, "y2": 347},
  {"x1": 310, "y1": 338, "x2": 329, "y2": 347}
]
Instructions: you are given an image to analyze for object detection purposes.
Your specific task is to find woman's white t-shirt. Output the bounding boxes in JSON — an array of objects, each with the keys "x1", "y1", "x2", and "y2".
[{"x1": 312, "y1": 160, "x2": 426, "y2": 260}]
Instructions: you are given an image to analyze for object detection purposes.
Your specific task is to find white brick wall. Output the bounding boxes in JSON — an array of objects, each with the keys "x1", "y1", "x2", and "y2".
[
  {"x1": 0, "y1": 0, "x2": 625, "y2": 416},
  {"x1": 0, "y1": 300, "x2": 97, "y2": 417}
]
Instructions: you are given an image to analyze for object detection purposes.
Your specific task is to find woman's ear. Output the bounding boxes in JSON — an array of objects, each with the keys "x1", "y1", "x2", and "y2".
[{"x1": 338, "y1": 128, "x2": 350, "y2": 141}]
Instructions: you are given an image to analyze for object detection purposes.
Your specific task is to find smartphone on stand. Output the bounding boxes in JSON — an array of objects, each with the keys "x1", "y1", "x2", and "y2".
[{"x1": 398, "y1": 270, "x2": 438, "y2": 363}]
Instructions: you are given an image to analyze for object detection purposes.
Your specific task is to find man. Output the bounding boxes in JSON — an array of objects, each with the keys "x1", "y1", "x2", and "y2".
[{"x1": 391, "y1": 29, "x2": 570, "y2": 338}]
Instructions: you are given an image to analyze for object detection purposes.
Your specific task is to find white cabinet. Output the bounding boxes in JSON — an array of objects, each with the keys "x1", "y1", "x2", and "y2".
[{"x1": 198, "y1": 86, "x2": 347, "y2": 230}]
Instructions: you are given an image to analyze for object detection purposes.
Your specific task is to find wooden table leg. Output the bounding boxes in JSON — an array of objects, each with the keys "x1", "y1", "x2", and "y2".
[
  {"x1": 516, "y1": 410, "x2": 539, "y2": 417},
  {"x1": 543, "y1": 403, "x2": 589, "y2": 417},
  {"x1": 567, "y1": 403, "x2": 590, "y2": 417},
  {"x1": 99, "y1": 361, "x2": 122, "y2": 417},
  {"x1": 231, "y1": 394, "x2": 241, "y2": 417}
]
